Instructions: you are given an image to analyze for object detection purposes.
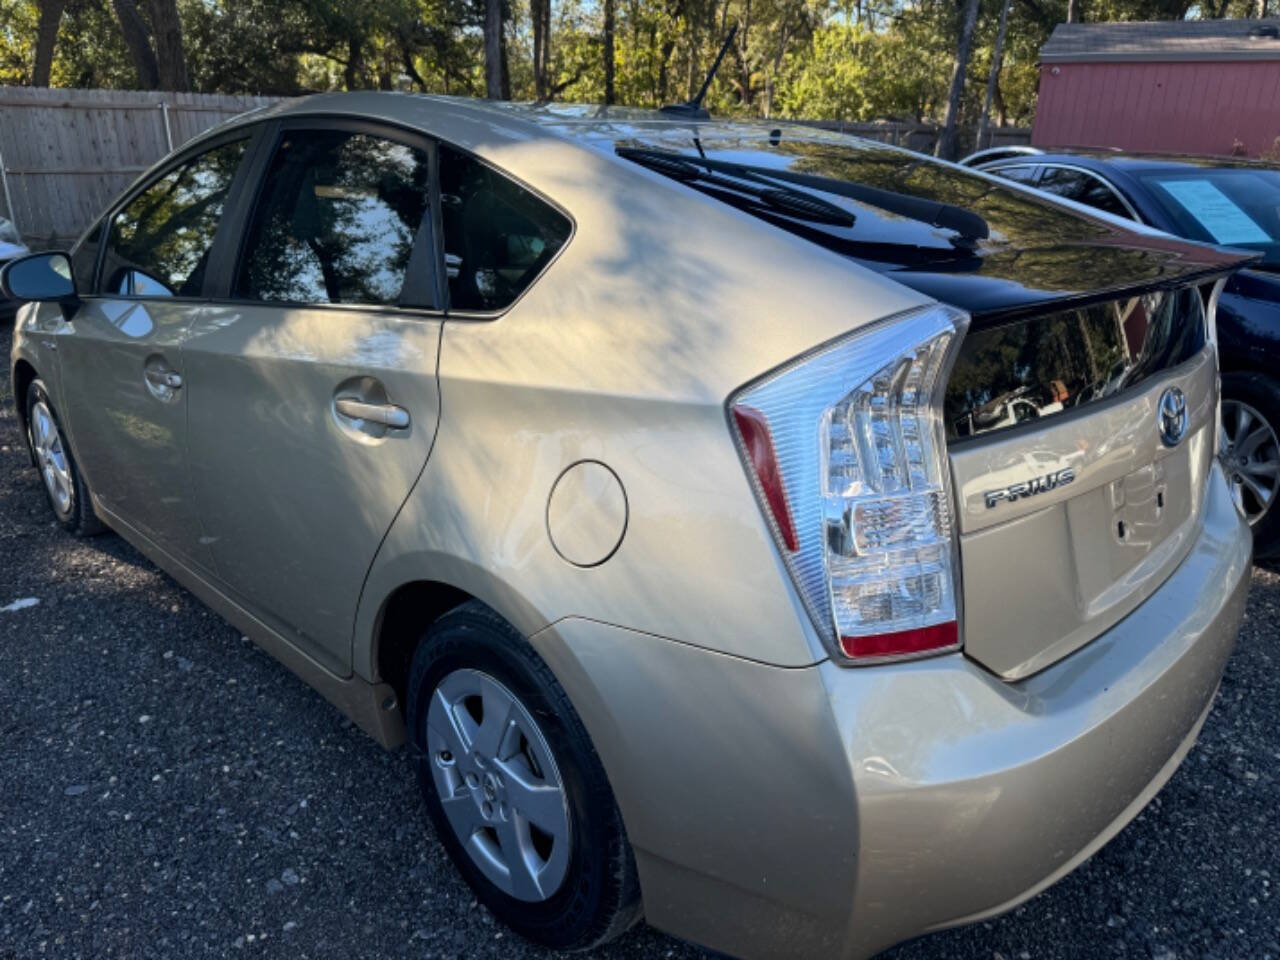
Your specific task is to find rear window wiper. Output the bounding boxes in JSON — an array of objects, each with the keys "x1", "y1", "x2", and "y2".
[
  {"x1": 617, "y1": 147, "x2": 856, "y2": 228},
  {"x1": 617, "y1": 147, "x2": 989, "y2": 241}
]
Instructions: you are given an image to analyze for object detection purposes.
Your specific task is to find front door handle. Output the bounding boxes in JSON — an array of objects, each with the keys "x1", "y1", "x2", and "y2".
[
  {"x1": 334, "y1": 398, "x2": 410, "y2": 429},
  {"x1": 145, "y1": 368, "x2": 183, "y2": 389}
]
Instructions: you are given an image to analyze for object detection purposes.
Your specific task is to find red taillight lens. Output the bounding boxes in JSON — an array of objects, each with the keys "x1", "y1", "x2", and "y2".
[
  {"x1": 840, "y1": 621, "x2": 958, "y2": 659},
  {"x1": 732, "y1": 404, "x2": 798, "y2": 552}
]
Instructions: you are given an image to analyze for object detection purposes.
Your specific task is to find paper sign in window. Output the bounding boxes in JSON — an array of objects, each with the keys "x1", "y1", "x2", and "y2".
[{"x1": 1155, "y1": 178, "x2": 1270, "y2": 245}]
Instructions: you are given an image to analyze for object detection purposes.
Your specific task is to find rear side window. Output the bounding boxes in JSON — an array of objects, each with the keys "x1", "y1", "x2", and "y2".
[
  {"x1": 1038, "y1": 167, "x2": 1133, "y2": 221},
  {"x1": 101, "y1": 138, "x2": 247, "y2": 297},
  {"x1": 991, "y1": 164, "x2": 1039, "y2": 185},
  {"x1": 237, "y1": 130, "x2": 432, "y2": 306},
  {"x1": 439, "y1": 145, "x2": 571, "y2": 312}
]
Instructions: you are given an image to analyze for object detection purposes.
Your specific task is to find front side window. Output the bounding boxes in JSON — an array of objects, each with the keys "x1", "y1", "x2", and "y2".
[
  {"x1": 237, "y1": 130, "x2": 431, "y2": 306},
  {"x1": 102, "y1": 138, "x2": 247, "y2": 297},
  {"x1": 439, "y1": 145, "x2": 571, "y2": 312}
]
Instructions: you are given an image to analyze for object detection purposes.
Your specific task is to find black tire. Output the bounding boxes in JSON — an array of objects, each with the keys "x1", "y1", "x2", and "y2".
[
  {"x1": 406, "y1": 601, "x2": 641, "y2": 951},
  {"x1": 24, "y1": 378, "x2": 105, "y2": 536},
  {"x1": 1221, "y1": 371, "x2": 1280, "y2": 559}
]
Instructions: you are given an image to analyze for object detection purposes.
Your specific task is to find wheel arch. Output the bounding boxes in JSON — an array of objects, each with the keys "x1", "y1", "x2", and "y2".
[
  {"x1": 370, "y1": 578, "x2": 475, "y2": 711},
  {"x1": 11, "y1": 358, "x2": 39, "y2": 461}
]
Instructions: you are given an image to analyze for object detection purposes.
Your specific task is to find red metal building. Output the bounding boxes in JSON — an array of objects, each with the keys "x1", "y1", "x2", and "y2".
[{"x1": 1033, "y1": 19, "x2": 1280, "y2": 158}]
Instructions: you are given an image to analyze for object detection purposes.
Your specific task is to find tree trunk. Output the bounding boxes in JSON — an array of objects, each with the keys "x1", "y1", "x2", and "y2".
[
  {"x1": 976, "y1": 0, "x2": 1013, "y2": 152},
  {"x1": 532, "y1": 0, "x2": 549, "y2": 99},
  {"x1": 1066, "y1": 0, "x2": 1079, "y2": 23},
  {"x1": 1256, "y1": 0, "x2": 1268, "y2": 15},
  {"x1": 144, "y1": 0, "x2": 188, "y2": 91},
  {"x1": 935, "y1": 0, "x2": 981, "y2": 161},
  {"x1": 500, "y1": 16, "x2": 511, "y2": 99},
  {"x1": 343, "y1": 35, "x2": 364, "y2": 89},
  {"x1": 111, "y1": 0, "x2": 161, "y2": 90},
  {"x1": 32, "y1": 0, "x2": 66, "y2": 87},
  {"x1": 604, "y1": 0, "x2": 616, "y2": 104},
  {"x1": 484, "y1": 0, "x2": 502, "y2": 98}
]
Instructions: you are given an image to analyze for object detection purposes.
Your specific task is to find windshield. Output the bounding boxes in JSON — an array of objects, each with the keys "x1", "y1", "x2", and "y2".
[{"x1": 1137, "y1": 167, "x2": 1280, "y2": 267}]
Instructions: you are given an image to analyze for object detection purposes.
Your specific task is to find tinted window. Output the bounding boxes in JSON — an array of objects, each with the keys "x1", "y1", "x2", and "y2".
[
  {"x1": 439, "y1": 145, "x2": 571, "y2": 312},
  {"x1": 992, "y1": 164, "x2": 1039, "y2": 185},
  {"x1": 237, "y1": 130, "x2": 431, "y2": 306},
  {"x1": 102, "y1": 139, "x2": 247, "y2": 298},
  {"x1": 1039, "y1": 167, "x2": 1132, "y2": 220},
  {"x1": 945, "y1": 286, "x2": 1205, "y2": 441}
]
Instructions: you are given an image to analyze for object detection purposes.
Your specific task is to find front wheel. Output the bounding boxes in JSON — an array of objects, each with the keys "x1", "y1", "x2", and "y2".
[
  {"x1": 1220, "y1": 371, "x2": 1280, "y2": 558},
  {"x1": 24, "y1": 378, "x2": 104, "y2": 536},
  {"x1": 406, "y1": 602, "x2": 641, "y2": 951}
]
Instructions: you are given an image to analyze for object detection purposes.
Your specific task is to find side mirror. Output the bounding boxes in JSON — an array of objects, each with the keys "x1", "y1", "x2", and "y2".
[{"x1": 0, "y1": 252, "x2": 77, "y2": 303}]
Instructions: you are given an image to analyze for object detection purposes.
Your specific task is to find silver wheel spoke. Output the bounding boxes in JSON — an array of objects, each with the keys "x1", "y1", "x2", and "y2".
[
  {"x1": 1233, "y1": 405, "x2": 1253, "y2": 446},
  {"x1": 1240, "y1": 471, "x2": 1273, "y2": 508},
  {"x1": 439, "y1": 789, "x2": 485, "y2": 838},
  {"x1": 495, "y1": 816, "x2": 545, "y2": 900},
  {"x1": 1236, "y1": 423, "x2": 1273, "y2": 460},
  {"x1": 427, "y1": 688, "x2": 473, "y2": 763},
  {"x1": 500, "y1": 761, "x2": 569, "y2": 840},
  {"x1": 1243, "y1": 460, "x2": 1280, "y2": 480},
  {"x1": 472, "y1": 678, "x2": 518, "y2": 760}
]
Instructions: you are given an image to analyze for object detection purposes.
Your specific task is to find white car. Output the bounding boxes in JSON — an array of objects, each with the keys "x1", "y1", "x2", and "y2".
[{"x1": 0, "y1": 216, "x2": 30, "y2": 315}]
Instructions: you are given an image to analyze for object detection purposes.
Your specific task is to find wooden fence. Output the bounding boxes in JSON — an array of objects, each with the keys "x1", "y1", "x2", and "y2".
[
  {"x1": 0, "y1": 86, "x2": 281, "y2": 247},
  {"x1": 0, "y1": 86, "x2": 1031, "y2": 247}
]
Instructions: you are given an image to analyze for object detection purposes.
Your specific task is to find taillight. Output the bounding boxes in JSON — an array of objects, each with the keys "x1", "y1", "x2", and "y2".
[{"x1": 729, "y1": 304, "x2": 969, "y2": 664}]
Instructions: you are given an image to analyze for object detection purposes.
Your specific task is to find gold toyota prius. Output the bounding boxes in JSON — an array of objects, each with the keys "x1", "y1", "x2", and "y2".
[{"x1": 3, "y1": 93, "x2": 1255, "y2": 958}]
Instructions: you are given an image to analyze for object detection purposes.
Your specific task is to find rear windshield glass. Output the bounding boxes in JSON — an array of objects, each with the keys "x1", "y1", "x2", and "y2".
[
  {"x1": 615, "y1": 134, "x2": 1119, "y2": 274},
  {"x1": 945, "y1": 286, "x2": 1205, "y2": 442}
]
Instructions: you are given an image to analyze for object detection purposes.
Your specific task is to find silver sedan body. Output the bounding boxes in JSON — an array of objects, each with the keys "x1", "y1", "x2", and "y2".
[{"x1": 8, "y1": 93, "x2": 1253, "y2": 958}]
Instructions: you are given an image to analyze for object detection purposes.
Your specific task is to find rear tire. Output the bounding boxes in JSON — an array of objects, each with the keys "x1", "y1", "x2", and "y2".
[
  {"x1": 24, "y1": 379, "x2": 105, "y2": 536},
  {"x1": 406, "y1": 602, "x2": 641, "y2": 951},
  {"x1": 1220, "y1": 371, "x2": 1280, "y2": 559}
]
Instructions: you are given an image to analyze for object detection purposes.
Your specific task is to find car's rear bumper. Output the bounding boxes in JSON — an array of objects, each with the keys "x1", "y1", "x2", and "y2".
[{"x1": 530, "y1": 464, "x2": 1251, "y2": 960}]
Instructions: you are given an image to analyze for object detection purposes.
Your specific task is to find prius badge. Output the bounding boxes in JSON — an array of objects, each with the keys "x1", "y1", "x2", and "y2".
[{"x1": 984, "y1": 468, "x2": 1076, "y2": 509}]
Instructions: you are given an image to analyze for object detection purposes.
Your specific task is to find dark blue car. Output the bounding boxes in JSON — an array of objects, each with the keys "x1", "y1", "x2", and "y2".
[{"x1": 964, "y1": 147, "x2": 1280, "y2": 557}]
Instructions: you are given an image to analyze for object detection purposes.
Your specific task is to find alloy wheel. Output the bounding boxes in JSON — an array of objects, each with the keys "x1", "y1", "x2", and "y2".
[
  {"x1": 425, "y1": 668, "x2": 572, "y2": 903},
  {"x1": 30, "y1": 400, "x2": 73, "y2": 515},
  {"x1": 1221, "y1": 398, "x2": 1280, "y2": 526}
]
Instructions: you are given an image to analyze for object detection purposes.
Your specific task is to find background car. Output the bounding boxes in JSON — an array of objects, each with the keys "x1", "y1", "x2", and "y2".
[
  {"x1": 963, "y1": 147, "x2": 1280, "y2": 556},
  {"x1": 0, "y1": 216, "x2": 31, "y2": 318}
]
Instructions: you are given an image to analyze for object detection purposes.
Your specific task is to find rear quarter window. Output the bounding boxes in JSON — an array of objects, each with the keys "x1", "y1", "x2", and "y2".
[{"x1": 439, "y1": 145, "x2": 571, "y2": 313}]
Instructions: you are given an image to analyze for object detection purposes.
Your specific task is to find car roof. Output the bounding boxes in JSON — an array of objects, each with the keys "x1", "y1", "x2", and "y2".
[{"x1": 218, "y1": 91, "x2": 859, "y2": 159}]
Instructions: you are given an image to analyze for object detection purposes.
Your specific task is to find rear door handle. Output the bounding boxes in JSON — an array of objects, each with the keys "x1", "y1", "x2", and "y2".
[
  {"x1": 144, "y1": 368, "x2": 183, "y2": 389},
  {"x1": 334, "y1": 398, "x2": 410, "y2": 429}
]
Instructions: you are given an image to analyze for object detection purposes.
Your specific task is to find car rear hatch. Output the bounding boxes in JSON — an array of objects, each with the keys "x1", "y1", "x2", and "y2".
[
  {"x1": 945, "y1": 287, "x2": 1217, "y2": 678},
  {"x1": 611, "y1": 125, "x2": 1251, "y2": 676}
]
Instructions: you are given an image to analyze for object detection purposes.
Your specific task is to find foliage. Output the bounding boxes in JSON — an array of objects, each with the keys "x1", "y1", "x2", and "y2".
[{"x1": 0, "y1": 0, "x2": 1273, "y2": 136}]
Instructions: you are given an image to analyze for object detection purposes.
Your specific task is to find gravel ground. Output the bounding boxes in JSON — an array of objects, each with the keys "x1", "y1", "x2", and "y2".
[{"x1": 1, "y1": 321, "x2": 1277, "y2": 960}]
